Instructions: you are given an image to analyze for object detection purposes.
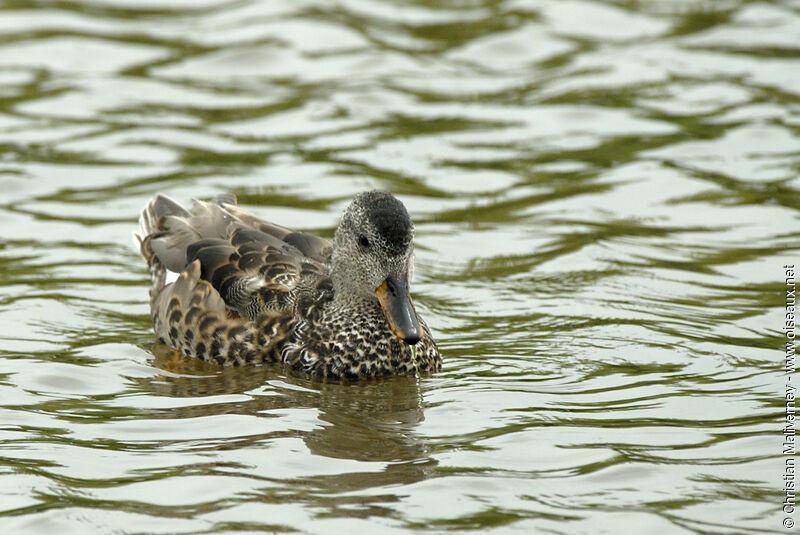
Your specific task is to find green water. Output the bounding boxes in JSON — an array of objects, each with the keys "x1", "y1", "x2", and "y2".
[{"x1": 0, "y1": 0, "x2": 798, "y2": 533}]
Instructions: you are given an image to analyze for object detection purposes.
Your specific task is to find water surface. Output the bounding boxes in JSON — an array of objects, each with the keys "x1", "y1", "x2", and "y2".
[{"x1": 0, "y1": 0, "x2": 798, "y2": 533}]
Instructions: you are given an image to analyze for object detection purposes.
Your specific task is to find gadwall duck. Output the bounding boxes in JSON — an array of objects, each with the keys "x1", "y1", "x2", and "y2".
[{"x1": 135, "y1": 191, "x2": 441, "y2": 378}]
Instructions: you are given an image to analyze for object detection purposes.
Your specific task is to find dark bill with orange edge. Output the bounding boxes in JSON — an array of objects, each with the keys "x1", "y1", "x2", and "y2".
[{"x1": 376, "y1": 275, "x2": 421, "y2": 345}]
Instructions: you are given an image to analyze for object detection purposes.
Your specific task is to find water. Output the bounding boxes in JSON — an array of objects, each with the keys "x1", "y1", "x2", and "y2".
[{"x1": 0, "y1": 0, "x2": 797, "y2": 533}]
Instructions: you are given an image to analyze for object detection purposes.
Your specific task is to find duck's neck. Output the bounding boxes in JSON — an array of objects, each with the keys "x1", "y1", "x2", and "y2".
[
  {"x1": 329, "y1": 262, "x2": 380, "y2": 310},
  {"x1": 331, "y1": 287, "x2": 381, "y2": 311}
]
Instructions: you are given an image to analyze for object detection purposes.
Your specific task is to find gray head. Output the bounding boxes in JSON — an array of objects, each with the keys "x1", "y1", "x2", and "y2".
[{"x1": 331, "y1": 191, "x2": 420, "y2": 344}]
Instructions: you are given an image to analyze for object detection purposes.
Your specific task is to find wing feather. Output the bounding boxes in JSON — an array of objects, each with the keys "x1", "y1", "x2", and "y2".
[{"x1": 143, "y1": 194, "x2": 331, "y2": 321}]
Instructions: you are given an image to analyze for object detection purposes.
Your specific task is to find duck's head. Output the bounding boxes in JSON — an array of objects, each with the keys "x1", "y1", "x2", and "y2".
[{"x1": 331, "y1": 191, "x2": 421, "y2": 345}]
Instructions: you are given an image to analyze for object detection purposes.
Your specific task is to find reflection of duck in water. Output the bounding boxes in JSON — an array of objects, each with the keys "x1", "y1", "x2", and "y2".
[
  {"x1": 135, "y1": 191, "x2": 441, "y2": 378},
  {"x1": 144, "y1": 346, "x2": 433, "y2": 465}
]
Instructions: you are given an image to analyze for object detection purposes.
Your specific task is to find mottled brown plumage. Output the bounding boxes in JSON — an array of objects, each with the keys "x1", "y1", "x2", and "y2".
[{"x1": 135, "y1": 192, "x2": 441, "y2": 378}]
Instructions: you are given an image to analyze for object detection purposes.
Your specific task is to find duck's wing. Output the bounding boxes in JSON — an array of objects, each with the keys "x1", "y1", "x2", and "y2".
[
  {"x1": 184, "y1": 225, "x2": 332, "y2": 319},
  {"x1": 220, "y1": 200, "x2": 333, "y2": 265},
  {"x1": 140, "y1": 194, "x2": 332, "y2": 321},
  {"x1": 150, "y1": 260, "x2": 293, "y2": 366}
]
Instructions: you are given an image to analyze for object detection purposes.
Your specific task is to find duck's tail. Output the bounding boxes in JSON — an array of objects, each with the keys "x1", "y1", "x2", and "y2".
[{"x1": 134, "y1": 194, "x2": 191, "y2": 294}]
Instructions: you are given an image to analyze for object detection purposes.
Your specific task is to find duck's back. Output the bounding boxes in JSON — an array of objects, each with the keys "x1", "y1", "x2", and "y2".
[{"x1": 135, "y1": 194, "x2": 332, "y2": 365}]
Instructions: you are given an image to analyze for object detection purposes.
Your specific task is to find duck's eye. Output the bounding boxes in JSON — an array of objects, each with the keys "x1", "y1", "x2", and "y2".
[{"x1": 358, "y1": 235, "x2": 370, "y2": 248}]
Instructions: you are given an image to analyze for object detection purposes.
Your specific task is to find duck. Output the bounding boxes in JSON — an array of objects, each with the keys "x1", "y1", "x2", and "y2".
[{"x1": 135, "y1": 191, "x2": 441, "y2": 378}]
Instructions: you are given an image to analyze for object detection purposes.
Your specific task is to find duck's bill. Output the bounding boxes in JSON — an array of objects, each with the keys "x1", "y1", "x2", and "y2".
[{"x1": 376, "y1": 275, "x2": 421, "y2": 345}]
